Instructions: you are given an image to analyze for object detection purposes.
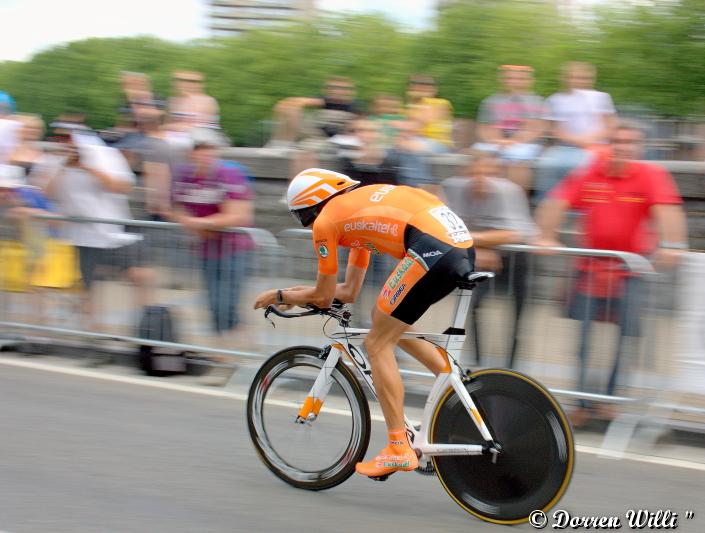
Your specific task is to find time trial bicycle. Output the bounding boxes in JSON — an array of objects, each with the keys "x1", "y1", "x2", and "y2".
[{"x1": 247, "y1": 272, "x2": 574, "y2": 524}]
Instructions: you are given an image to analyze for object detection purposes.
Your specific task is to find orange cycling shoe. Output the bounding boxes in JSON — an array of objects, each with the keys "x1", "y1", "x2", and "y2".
[{"x1": 355, "y1": 428, "x2": 419, "y2": 478}]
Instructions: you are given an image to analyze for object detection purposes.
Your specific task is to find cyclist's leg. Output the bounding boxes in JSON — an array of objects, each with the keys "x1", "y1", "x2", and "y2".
[
  {"x1": 356, "y1": 246, "x2": 468, "y2": 478},
  {"x1": 364, "y1": 307, "x2": 411, "y2": 431},
  {"x1": 357, "y1": 307, "x2": 419, "y2": 477},
  {"x1": 397, "y1": 337, "x2": 447, "y2": 375},
  {"x1": 356, "y1": 255, "x2": 431, "y2": 478}
]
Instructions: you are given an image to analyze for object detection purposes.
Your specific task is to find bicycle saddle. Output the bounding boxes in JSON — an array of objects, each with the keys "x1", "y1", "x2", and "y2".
[{"x1": 456, "y1": 271, "x2": 495, "y2": 290}]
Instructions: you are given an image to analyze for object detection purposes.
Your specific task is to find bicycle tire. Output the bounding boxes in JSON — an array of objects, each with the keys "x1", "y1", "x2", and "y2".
[
  {"x1": 247, "y1": 346, "x2": 371, "y2": 491},
  {"x1": 431, "y1": 368, "x2": 574, "y2": 524}
]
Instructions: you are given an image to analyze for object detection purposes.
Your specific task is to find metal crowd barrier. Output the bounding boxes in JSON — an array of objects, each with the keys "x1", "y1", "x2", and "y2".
[
  {"x1": 1, "y1": 215, "x2": 703, "y2": 450},
  {"x1": 0, "y1": 214, "x2": 283, "y2": 360}
]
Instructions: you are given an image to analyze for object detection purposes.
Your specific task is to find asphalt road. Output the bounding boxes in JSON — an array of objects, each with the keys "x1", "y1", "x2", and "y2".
[{"x1": 1, "y1": 360, "x2": 704, "y2": 533}]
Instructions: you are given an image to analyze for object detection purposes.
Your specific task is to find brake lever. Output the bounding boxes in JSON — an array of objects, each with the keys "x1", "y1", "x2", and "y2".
[{"x1": 264, "y1": 305, "x2": 276, "y2": 328}]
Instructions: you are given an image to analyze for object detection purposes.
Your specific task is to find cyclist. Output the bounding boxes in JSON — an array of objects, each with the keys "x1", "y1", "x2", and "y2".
[{"x1": 254, "y1": 168, "x2": 475, "y2": 478}]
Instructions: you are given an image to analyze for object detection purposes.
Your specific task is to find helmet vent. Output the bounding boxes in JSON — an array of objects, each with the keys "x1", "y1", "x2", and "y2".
[{"x1": 337, "y1": 181, "x2": 345, "y2": 185}]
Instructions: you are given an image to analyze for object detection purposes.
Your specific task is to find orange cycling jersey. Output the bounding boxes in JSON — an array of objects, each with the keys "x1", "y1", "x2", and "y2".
[{"x1": 312, "y1": 184, "x2": 473, "y2": 275}]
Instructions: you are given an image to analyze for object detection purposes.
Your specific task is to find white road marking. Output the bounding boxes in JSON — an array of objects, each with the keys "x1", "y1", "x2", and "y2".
[
  {"x1": 2, "y1": 356, "x2": 704, "y2": 472},
  {"x1": 575, "y1": 444, "x2": 705, "y2": 472}
]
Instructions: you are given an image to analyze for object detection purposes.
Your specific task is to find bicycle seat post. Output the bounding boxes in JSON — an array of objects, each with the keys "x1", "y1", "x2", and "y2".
[
  {"x1": 442, "y1": 288, "x2": 473, "y2": 355},
  {"x1": 445, "y1": 272, "x2": 494, "y2": 353},
  {"x1": 451, "y1": 288, "x2": 473, "y2": 332}
]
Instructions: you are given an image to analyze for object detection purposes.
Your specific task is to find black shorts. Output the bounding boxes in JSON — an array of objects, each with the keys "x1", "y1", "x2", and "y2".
[{"x1": 377, "y1": 226, "x2": 475, "y2": 325}]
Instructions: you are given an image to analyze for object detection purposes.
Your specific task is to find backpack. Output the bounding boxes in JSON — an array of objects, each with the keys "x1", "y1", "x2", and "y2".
[{"x1": 137, "y1": 306, "x2": 187, "y2": 377}]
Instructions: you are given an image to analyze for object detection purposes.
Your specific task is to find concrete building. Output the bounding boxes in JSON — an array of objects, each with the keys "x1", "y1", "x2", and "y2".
[{"x1": 209, "y1": 0, "x2": 316, "y2": 36}]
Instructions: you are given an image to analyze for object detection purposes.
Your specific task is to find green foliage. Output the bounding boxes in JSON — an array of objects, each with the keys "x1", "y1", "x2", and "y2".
[{"x1": 0, "y1": 1, "x2": 703, "y2": 144}]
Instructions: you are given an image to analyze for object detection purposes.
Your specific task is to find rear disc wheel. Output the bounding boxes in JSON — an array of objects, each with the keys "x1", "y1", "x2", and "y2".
[{"x1": 431, "y1": 369, "x2": 574, "y2": 523}]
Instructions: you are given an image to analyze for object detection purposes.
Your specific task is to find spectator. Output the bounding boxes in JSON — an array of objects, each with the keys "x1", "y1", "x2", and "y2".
[
  {"x1": 475, "y1": 65, "x2": 546, "y2": 190},
  {"x1": 137, "y1": 107, "x2": 175, "y2": 221},
  {"x1": 534, "y1": 119, "x2": 688, "y2": 426},
  {"x1": 350, "y1": 113, "x2": 438, "y2": 194},
  {"x1": 119, "y1": 71, "x2": 164, "y2": 116},
  {"x1": 442, "y1": 149, "x2": 535, "y2": 367},
  {"x1": 0, "y1": 90, "x2": 19, "y2": 164},
  {"x1": 51, "y1": 112, "x2": 104, "y2": 147},
  {"x1": 114, "y1": 72, "x2": 164, "y2": 165},
  {"x1": 338, "y1": 117, "x2": 402, "y2": 187},
  {"x1": 369, "y1": 93, "x2": 406, "y2": 149},
  {"x1": 44, "y1": 124, "x2": 153, "y2": 330},
  {"x1": 0, "y1": 168, "x2": 58, "y2": 316},
  {"x1": 169, "y1": 71, "x2": 221, "y2": 131},
  {"x1": 267, "y1": 76, "x2": 360, "y2": 151},
  {"x1": 535, "y1": 61, "x2": 616, "y2": 200},
  {"x1": 406, "y1": 74, "x2": 454, "y2": 153},
  {"x1": 170, "y1": 128, "x2": 254, "y2": 384},
  {"x1": 8, "y1": 114, "x2": 63, "y2": 188}
]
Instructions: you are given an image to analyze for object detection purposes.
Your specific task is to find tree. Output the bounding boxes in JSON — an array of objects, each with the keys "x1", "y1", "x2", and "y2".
[{"x1": 0, "y1": 4, "x2": 702, "y2": 144}]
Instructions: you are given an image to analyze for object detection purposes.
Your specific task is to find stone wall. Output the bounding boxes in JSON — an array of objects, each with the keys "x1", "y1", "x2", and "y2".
[{"x1": 219, "y1": 148, "x2": 705, "y2": 250}]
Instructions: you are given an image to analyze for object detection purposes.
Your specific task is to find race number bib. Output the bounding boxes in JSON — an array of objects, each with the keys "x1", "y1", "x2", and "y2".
[{"x1": 429, "y1": 206, "x2": 472, "y2": 244}]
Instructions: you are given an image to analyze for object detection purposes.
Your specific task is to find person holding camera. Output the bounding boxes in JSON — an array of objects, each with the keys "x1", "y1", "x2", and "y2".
[{"x1": 44, "y1": 123, "x2": 153, "y2": 330}]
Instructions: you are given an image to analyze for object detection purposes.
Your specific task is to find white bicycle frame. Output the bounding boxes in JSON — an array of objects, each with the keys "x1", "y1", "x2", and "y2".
[{"x1": 295, "y1": 286, "x2": 498, "y2": 463}]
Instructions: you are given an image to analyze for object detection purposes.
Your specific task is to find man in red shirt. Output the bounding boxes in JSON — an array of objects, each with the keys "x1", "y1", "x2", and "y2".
[{"x1": 535, "y1": 119, "x2": 688, "y2": 425}]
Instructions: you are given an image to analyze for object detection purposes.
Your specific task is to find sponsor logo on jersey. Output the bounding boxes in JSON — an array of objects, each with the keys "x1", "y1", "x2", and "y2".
[
  {"x1": 387, "y1": 257, "x2": 414, "y2": 289},
  {"x1": 318, "y1": 245, "x2": 328, "y2": 258},
  {"x1": 369, "y1": 184, "x2": 395, "y2": 202},
  {"x1": 364, "y1": 242, "x2": 381, "y2": 254},
  {"x1": 390, "y1": 283, "x2": 406, "y2": 305},
  {"x1": 343, "y1": 220, "x2": 399, "y2": 237},
  {"x1": 422, "y1": 250, "x2": 442, "y2": 258}
]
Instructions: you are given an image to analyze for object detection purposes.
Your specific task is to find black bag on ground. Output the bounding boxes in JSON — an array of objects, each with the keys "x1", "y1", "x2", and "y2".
[{"x1": 137, "y1": 306, "x2": 187, "y2": 377}]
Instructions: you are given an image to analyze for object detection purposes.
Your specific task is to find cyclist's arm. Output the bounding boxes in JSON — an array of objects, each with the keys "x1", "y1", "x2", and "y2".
[
  {"x1": 282, "y1": 273, "x2": 338, "y2": 309},
  {"x1": 253, "y1": 273, "x2": 337, "y2": 310},
  {"x1": 334, "y1": 247, "x2": 369, "y2": 303},
  {"x1": 335, "y1": 266, "x2": 367, "y2": 304},
  {"x1": 264, "y1": 260, "x2": 367, "y2": 307}
]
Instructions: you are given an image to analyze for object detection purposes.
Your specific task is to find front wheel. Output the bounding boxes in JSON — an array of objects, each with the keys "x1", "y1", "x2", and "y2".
[
  {"x1": 247, "y1": 346, "x2": 371, "y2": 490},
  {"x1": 431, "y1": 369, "x2": 574, "y2": 524}
]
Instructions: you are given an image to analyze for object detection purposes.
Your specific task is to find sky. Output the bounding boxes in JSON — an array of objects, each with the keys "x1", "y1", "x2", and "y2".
[{"x1": 0, "y1": 0, "x2": 435, "y2": 62}]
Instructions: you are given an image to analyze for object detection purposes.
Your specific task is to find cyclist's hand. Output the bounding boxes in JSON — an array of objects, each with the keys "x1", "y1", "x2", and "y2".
[{"x1": 253, "y1": 289, "x2": 278, "y2": 310}]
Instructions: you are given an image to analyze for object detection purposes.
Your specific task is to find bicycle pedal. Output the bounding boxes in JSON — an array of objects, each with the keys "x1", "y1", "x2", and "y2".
[{"x1": 368, "y1": 474, "x2": 392, "y2": 482}]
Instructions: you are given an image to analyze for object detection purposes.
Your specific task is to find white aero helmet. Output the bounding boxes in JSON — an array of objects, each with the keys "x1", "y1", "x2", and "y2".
[{"x1": 287, "y1": 168, "x2": 360, "y2": 226}]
